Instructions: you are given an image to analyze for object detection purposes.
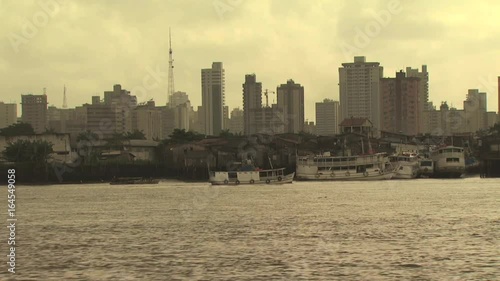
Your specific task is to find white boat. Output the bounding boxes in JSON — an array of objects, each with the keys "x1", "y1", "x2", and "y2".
[
  {"x1": 418, "y1": 158, "x2": 434, "y2": 177},
  {"x1": 296, "y1": 152, "x2": 395, "y2": 181},
  {"x1": 389, "y1": 153, "x2": 419, "y2": 179},
  {"x1": 430, "y1": 146, "x2": 465, "y2": 178},
  {"x1": 209, "y1": 167, "x2": 294, "y2": 185}
]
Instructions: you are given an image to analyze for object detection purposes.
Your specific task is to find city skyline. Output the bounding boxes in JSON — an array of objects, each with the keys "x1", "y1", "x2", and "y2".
[{"x1": 1, "y1": 0, "x2": 500, "y2": 121}]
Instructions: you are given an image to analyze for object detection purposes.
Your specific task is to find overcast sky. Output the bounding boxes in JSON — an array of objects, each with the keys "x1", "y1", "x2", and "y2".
[{"x1": 1, "y1": 0, "x2": 499, "y2": 120}]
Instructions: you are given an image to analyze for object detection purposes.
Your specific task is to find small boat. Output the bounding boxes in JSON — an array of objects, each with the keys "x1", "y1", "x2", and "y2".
[
  {"x1": 209, "y1": 160, "x2": 294, "y2": 185},
  {"x1": 296, "y1": 152, "x2": 395, "y2": 181},
  {"x1": 110, "y1": 177, "x2": 159, "y2": 185},
  {"x1": 389, "y1": 152, "x2": 419, "y2": 179}
]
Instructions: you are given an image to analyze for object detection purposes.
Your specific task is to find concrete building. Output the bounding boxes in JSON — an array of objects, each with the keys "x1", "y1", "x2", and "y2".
[
  {"x1": 380, "y1": 70, "x2": 421, "y2": 136},
  {"x1": 170, "y1": 91, "x2": 189, "y2": 108},
  {"x1": 339, "y1": 56, "x2": 383, "y2": 136},
  {"x1": 0, "y1": 102, "x2": 17, "y2": 129},
  {"x1": 243, "y1": 74, "x2": 262, "y2": 135},
  {"x1": 277, "y1": 79, "x2": 304, "y2": 134},
  {"x1": 21, "y1": 94, "x2": 48, "y2": 134},
  {"x1": 159, "y1": 106, "x2": 175, "y2": 139},
  {"x1": 252, "y1": 105, "x2": 285, "y2": 134},
  {"x1": 315, "y1": 99, "x2": 340, "y2": 136},
  {"x1": 132, "y1": 101, "x2": 163, "y2": 140},
  {"x1": 463, "y1": 89, "x2": 487, "y2": 133},
  {"x1": 175, "y1": 101, "x2": 191, "y2": 132},
  {"x1": 228, "y1": 108, "x2": 244, "y2": 135},
  {"x1": 422, "y1": 102, "x2": 465, "y2": 135},
  {"x1": 339, "y1": 117, "x2": 373, "y2": 136},
  {"x1": 201, "y1": 62, "x2": 225, "y2": 136},
  {"x1": 406, "y1": 65, "x2": 429, "y2": 110},
  {"x1": 303, "y1": 121, "x2": 316, "y2": 135},
  {"x1": 223, "y1": 105, "x2": 229, "y2": 131},
  {"x1": 104, "y1": 84, "x2": 137, "y2": 108}
]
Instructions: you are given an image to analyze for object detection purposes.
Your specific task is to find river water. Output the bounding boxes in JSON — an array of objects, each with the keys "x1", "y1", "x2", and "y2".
[{"x1": 0, "y1": 177, "x2": 498, "y2": 280}]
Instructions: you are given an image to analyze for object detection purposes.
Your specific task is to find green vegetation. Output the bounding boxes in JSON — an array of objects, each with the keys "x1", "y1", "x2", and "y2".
[
  {"x1": 2, "y1": 139, "x2": 53, "y2": 163},
  {"x1": 0, "y1": 122, "x2": 35, "y2": 136}
]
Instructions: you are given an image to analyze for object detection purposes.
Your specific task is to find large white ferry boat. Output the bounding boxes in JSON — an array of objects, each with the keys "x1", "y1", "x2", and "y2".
[
  {"x1": 430, "y1": 146, "x2": 465, "y2": 178},
  {"x1": 209, "y1": 160, "x2": 294, "y2": 185},
  {"x1": 296, "y1": 153, "x2": 395, "y2": 181},
  {"x1": 389, "y1": 152, "x2": 419, "y2": 179}
]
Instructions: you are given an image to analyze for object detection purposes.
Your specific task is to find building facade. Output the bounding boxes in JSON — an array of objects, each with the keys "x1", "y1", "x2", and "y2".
[
  {"x1": 277, "y1": 79, "x2": 304, "y2": 134},
  {"x1": 21, "y1": 94, "x2": 48, "y2": 134},
  {"x1": 0, "y1": 102, "x2": 17, "y2": 129},
  {"x1": 242, "y1": 74, "x2": 263, "y2": 135},
  {"x1": 315, "y1": 99, "x2": 339, "y2": 136},
  {"x1": 228, "y1": 108, "x2": 244, "y2": 135},
  {"x1": 339, "y1": 56, "x2": 383, "y2": 135},
  {"x1": 201, "y1": 62, "x2": 225, "y2": 136},
  {"x1": 380, "y1": 70, "x2": 420, "y2": 135},
  {"x1": 132, "y1": 101, "x2": 163, "y2": 140}
]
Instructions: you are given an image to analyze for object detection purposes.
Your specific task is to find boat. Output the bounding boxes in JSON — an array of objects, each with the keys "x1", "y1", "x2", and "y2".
[
  {"x1": 296, "y1": 152, "x2": 395, "y2": 181},
  {"x1": 430, "y1": 146, "x2": 465, "y2": 178},
  {"x1": 418, "y1": 158, "x2": 434, "y2": 178},
  {"x1": 110, "y1": 177, "x2": 159, "y2": 185},
  {"x1": 389, "y1": 152, "x2": 419, "y2": 179},
  {"x1": 209, "y1": 160, "x2": 294, "y2": 185}
]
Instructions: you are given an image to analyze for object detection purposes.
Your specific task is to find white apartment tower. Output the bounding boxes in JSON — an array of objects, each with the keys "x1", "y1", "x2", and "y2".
[
  {"x1": 201, "y1": 62, "x2": 225, "y2": 136},
  {"x1": 339, "y1": 56, "x2": 383, "y2": 135},
  {"x1": 316, "y1": 99, "x2": 340, "y2": 136}
]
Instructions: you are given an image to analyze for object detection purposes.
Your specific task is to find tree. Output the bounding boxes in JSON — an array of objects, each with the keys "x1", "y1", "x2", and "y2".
[
  {"x1": 77, "y1": 130, "x2": 99, "y2": 142},
  {"x1": 3, "y1": 139, "x2": 53, "y2": 163},
  {"x1": 125, "y1": 130, "x2": 146, "y2": 140},
  {"x1": 0, "y1": 122, "x2": 35, "y2": 136},
  {"x1": 167, "y1": 129, "x2": 205, "y2": 144},
  {"x1": 219, "y1": 129, "x2": 235, "y2": 138}
]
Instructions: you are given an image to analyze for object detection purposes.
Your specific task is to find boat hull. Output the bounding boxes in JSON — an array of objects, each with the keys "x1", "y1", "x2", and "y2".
[
  {"x1": 210, "y1": 173, "x2": 295, "y2": 185},
  {"x1": 295, "y1": 171, "x2": 394, "y2": 181}
]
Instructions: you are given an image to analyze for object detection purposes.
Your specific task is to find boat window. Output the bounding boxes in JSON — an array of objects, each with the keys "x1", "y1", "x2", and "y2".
[
  {"x1": 356, "y1": 166, "x2": 366, "y2": 173},
  {"x1": 446, "y1": 158, "x2": 460, "y2": 163},
  {"x1": 228, "y1": 172, "x2": 237, "y2": 179},
  {"x1": 366, "y1": 164, "x2": 374, "y2": 168},
  {"x1": 420, "y1": 161, "x2": 433, "y2": 167}
]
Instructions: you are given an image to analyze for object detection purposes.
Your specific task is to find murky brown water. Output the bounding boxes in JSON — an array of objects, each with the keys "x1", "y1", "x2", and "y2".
[{"x1": 1, "y1": 178, "x2": 499, "y2": 280}]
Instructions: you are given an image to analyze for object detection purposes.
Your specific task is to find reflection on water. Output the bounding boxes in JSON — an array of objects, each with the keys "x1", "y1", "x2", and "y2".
[{"x1": 1, "y1": 178, "x2": 498, "y2": 280}]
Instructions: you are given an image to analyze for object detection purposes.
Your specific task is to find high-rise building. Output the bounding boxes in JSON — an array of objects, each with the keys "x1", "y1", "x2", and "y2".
[
  {"x1": 339, "y1": 56, "x2": 383, "y2": 135},
  {"x1": 228, "y1": 108, "x2": 244, "y2": 135},
  {"x1": 132, "y1": 101, "x2": 163, "y2": 140},
  {"x1": 242, "y1": 74, "x2": 262, "y2": 135},
  {"x1": 223, "y1": 105, "x2": 229, "y2": 131},
  {"x1": 315, "y1": 99, "x2": 339, "y2": 136},
  {"x1": 277, "y1": 79, "x2": 304, "y2": 134},
  {"x1": 463, "y1": 89, "x2": 487, "y2": 133},
  {"x1": 104, "y1": 84, "x2": 137, "y2": 107},
  {"x1": 175, "y1": 101, "x2": 191, "y2": 132},
  {"x1": 252, "y1": 105, "x2": 285, "y2": 134},
  {"x1": 406, "y1": 65, "x2": 429, "y2": 109},
  {"x1": 171, "y1": 91, "x2": 189, "y2": 108},
  {"x1": 0, "y1": 102, "x2": 17, "y2": 129},
  {"x1": 201, "y1": 62, "x2": 225, "y2": 136},
  {"x1": 21, "y1": 94, "x2": 48, "y2": 134},
  {"x1": 380, "y1": 71, "x2": 420, "y2": 135}
]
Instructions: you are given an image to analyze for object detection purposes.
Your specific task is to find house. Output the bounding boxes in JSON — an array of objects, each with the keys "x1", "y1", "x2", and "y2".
[{"x1": 339, "y1": 117, "x2": 374, "y2": 137}]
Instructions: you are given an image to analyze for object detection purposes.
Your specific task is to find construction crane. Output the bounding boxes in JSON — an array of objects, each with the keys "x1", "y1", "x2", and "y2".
[{"x1": 263, "y1": 89, "x2": 275, "y2": 108}]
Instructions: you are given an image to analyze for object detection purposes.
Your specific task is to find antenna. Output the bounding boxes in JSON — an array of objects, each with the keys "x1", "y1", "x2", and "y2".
[
  {"x1": 63, "y1": 85, "x2": 68, "y2": 108},
  {"x1": 167, "y1": 27, "x2": 175, "y2": 107},
  {"x1": 43, "y1": 87, "x2": 47, "y2": 95}
]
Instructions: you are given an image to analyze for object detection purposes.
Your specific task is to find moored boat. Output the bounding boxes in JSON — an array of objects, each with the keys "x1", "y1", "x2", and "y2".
[
  {"x1": 418, "y1": 158, "x2": 434, "y2": 178},
  {"x1": 209, "y1": 168, "x2": 294, "y2": 185},
  {"x1": 389, "y1": 152, "x2": 419, "y2": 179},
  {"x1": 110, "y1": 177, "x2": 159, "y2": 185},
  {"x1": 430, "y1": 146, "x2": 465, "y2": 178},
  {"x1": 296, "y1": 152, "x2": 395, "y2": 181}
]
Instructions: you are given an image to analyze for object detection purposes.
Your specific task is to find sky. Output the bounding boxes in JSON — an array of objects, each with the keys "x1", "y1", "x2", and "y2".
[{"x1": 1, "y1": 0, "x2": 499, "y2": 121}]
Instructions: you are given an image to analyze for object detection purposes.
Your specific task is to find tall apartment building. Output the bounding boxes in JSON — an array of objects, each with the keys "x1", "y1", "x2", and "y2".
[
  {"x1": 228, "y1": 108, "x2": 244, "y2": 135},
  {"x1": 201, "y1": 62, "x2": 225, "y2": 136},
  {"x1": 175, "y1": 101, "x2": 191, "y2": 132},
  {"x1": 132, "y1": 101, "x2": 163, "y2": 140},
  {"x1": 170, "y1": 91, "x2": 189, "y2": 108},
  {"x1": 315, "y1": 99, "x2": 340, "y2": 136},
  {"x1": 21, "y1": 94, "x2": 48, "y2": 133},
  {"x1": 406, "y1": 65, "x2": 429, "y2": 110},
  {"x1": 339, "y1": 56, "x2": 383, "y2": 135},
  {"x1": 380, "y1": 70, "x2": 420, "y2": 135},
  {"x1": 463, "y1": 89, "x2": 487, "y2": 133},
  {"x1": 277, "y1": 79, "x2": 304, "y2": 134},
  {"x1": 242, "y1": 74, "x2": 263, "y2": 135},
  {"x1": 252, "y1": 105, "x2": 285, "y2": 134},
  {"x1": 0, "y1": 102, "x2": 17, "y2": 129}
]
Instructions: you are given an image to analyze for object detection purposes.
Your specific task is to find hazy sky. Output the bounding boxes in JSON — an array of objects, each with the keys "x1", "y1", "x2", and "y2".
[{"x1": 1, "y1": 0, "x2": 499, "y2": 120}]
